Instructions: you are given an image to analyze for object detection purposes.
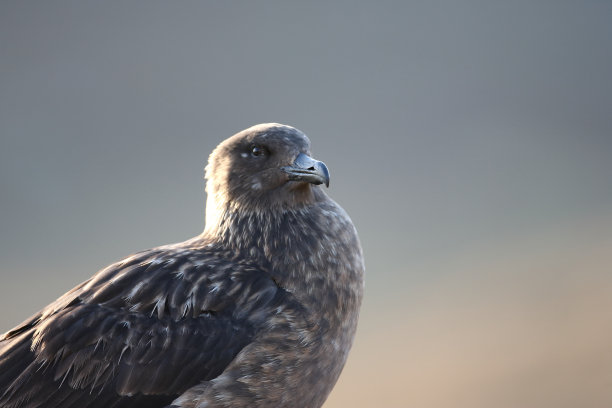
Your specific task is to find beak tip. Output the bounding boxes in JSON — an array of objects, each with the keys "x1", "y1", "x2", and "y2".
[{"x1": 319, "y1": 162, "x2": 330, "y2": 188}]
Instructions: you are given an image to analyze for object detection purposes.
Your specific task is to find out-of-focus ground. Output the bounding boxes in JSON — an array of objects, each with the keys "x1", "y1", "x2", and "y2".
[{"x1": 1, "y1": 2, "x2": 611, "y2": 407}]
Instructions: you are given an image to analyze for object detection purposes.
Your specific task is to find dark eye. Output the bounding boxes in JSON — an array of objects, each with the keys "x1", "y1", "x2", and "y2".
[{"x1": 251, "y1": 146, "x2": 267, "y2": 157}]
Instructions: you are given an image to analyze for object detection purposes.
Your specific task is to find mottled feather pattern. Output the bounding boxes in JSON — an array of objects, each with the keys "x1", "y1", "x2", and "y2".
[
  {"x1": 0, "y1": 123, "x2": 364, "y2": 408},
  {"x1": 1, "y1": 246, "x2": 303, "y2": 407}
]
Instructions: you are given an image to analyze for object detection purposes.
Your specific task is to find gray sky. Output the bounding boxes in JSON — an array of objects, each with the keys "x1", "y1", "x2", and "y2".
[{"x1": 1, "y1": 2, "x2": 611, "y2": 407}]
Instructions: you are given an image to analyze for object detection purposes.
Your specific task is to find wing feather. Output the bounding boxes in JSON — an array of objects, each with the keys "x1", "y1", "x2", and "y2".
[{"x1": 0, "y1": 245, "x2": 280, "y2": 408}]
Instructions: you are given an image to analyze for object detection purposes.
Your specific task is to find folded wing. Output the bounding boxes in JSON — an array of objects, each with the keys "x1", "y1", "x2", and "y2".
[{"x1": 0, "y1": 245, "x2": 280, "y2": 408}]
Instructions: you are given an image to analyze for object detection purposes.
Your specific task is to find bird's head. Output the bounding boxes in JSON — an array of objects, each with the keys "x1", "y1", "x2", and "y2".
[{"x1": 204, "y1": 123, "x2": 330, "y2": 230}]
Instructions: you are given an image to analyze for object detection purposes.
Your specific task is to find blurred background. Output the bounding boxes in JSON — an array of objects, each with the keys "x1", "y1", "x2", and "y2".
[{"x1": 1, "y1": 1, "x2": 611, "y2": 407}]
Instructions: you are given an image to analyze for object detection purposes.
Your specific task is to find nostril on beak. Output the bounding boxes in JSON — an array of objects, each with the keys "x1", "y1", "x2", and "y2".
[{"x1": 307, "y1": 166, "x2": 315, "y2": 171}]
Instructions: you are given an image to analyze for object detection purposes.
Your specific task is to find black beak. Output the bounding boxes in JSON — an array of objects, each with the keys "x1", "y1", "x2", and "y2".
[{"x1": 282, "y1": 153, "x2": 330, "y2": 187}]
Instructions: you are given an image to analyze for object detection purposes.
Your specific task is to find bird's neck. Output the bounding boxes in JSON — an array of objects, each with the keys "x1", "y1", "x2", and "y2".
[
  {"x1": 203, "y1": 183, "x2": 324, "y2": 238},
  {"x1": 204, "y1": 203, "x2": 321, "y2": 257},
  {"x1": 203, "y1": 184, "x2": 319, "y2": 236},
  {"x1": 203, "y1": 195, "x2": 361, "y2": 290},
  {"x1": 202, "y1": 193, "x2": 329, "y2": 277}
]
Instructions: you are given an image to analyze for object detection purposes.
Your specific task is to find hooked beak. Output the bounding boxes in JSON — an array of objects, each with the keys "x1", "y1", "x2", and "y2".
[{"x1": 281, "y1": 153, "x2": 330, "y2": 187}]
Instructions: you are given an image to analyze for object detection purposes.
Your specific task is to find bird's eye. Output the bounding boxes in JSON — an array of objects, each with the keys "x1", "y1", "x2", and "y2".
[{"x1": 251, "y1": 146, "x2": 267, "y2": 157}]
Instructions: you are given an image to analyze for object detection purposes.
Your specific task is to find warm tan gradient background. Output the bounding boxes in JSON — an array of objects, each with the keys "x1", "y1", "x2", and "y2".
[{"x1": 1, "y1": 2, "x2": 611, "y2": 407}]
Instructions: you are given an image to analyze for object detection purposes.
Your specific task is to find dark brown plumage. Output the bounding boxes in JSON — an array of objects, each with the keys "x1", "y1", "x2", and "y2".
[{"x1": 0, "y1": 123, "x2": 365, "y2": 408}]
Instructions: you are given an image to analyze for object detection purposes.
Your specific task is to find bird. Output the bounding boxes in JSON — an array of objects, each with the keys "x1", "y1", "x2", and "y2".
[{"x1": 0, "y1": 123, "x2": 365, "y2": 408}]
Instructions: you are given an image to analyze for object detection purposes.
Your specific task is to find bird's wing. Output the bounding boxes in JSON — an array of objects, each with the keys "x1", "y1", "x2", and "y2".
[{"x1": 0, "y1": 245, "x2": 281, "y2": 408}]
